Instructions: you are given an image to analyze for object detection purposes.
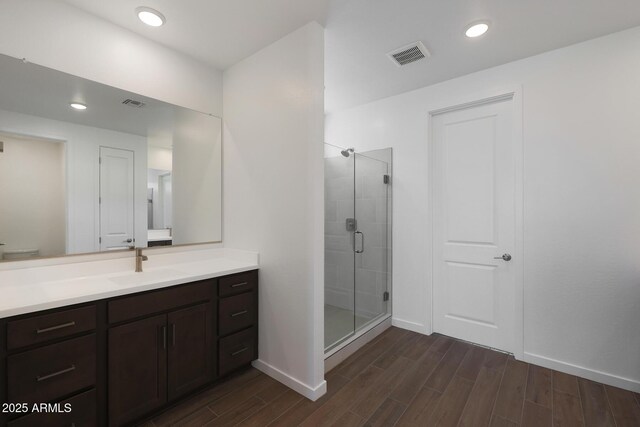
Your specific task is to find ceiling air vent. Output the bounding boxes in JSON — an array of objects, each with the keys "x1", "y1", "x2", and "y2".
[
  {"x1": 122, "y1": 99, "x2": 146, "y2": 108},
  {"x1": 388, "y1": 41, "x2": 430, "y2": 67}
]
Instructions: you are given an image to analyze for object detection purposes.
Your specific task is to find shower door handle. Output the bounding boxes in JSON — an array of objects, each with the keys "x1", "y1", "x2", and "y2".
[{"x1": 355, "y1": 231, "x2": 364, "y2": 254}]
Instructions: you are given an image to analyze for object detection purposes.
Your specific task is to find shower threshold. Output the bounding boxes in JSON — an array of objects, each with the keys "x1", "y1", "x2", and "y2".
[{"x1": 324, "y1": 311, "x2": 391, "y2": 358}]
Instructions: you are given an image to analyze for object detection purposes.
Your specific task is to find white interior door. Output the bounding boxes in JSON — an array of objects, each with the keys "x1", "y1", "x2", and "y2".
[
  {"x1": 432, "y1": 97, "x2": 517, "y2": 353},
  {"x1": 100, "y1": 147, "x2": 134, "y2": 250}
]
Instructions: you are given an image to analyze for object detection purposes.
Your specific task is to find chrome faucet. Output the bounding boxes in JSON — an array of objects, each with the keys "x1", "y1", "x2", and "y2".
[{"x1": 135, "y1": 248, "x2": 148, "y2": 272}]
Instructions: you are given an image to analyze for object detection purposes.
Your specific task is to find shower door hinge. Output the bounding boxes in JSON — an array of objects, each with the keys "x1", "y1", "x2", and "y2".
[
  {"x1": 383, "y1": 174, "x2": 390, "y2": 184},
  {"x1": 383, "y1": 291, "x2": 389, "y2": 301}
]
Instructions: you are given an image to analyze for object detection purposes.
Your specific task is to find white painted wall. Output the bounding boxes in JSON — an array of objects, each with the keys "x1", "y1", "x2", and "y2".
[
  {"x1": 223, "y1": 22, "x2": 326, "y2": 399},
  {"x1": 0, "y1": 108, "x2": 147, "y2": 254},
  {"x1": 148, "y1": 146, "x2": 172, "y2": 171},
  {"x1": 0, "y1": 0, "x2": 222, "y2": 116},
  {"x1": 0, "y1": 135, "x2": 65, "y2": 258},
  {"x1": 326, "y1": 26, "x2": 640, "y2": 392},
  {"x1": 172, "y1": 112, "x2": 222, "y2": 244}
]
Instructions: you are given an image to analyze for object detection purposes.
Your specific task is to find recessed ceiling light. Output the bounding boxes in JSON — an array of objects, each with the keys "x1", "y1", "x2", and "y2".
[
  {"x1": 136, "y1": 7, "x2": 165, "y2": 27},
  {"x1": 465, "y1": 22, "x2": 490, "y2": 38},
  {"x1": 70, "y1": 102, "x2": 87, "y2": 111}
]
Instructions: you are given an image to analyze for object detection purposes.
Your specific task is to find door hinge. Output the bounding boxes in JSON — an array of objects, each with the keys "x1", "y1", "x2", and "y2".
[
  {"x1": 383, "y1": 174, "x2": 390, "y2": 184},
  {"x1": 99, "y1": 157, "x2": 102, "y2": 164},
  {"x1": 383, "y1": 291, "x2": 389, "y2": 302},
  {"x1": 99, "y1": 237, "x2": 102, "y2": 244},
  {"x1": 99, "y1": 197, "x2": 101, "y2": 204}
]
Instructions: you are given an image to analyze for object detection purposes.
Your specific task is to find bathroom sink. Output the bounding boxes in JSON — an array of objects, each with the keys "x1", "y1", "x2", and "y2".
[{"x1": 108, "y1": 268, "x2": 183, "y2": 286}]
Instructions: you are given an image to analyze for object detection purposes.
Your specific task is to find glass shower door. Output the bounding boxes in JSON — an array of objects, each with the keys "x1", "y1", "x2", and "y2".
[
  {"x1": 324, "y1": 145, "x2": 392, "y2": 353},
  {"x1": 324, "y1": 144, "x2": 356, "y2": 349},
  {"x1": 354, "y1": 150, "x2": 391, "y2": 329}
]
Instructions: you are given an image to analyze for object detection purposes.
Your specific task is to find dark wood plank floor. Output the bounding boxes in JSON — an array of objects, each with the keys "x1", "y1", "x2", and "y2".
[{"x1": 141, "y1": 327, "x2": 640, "y2": 426}]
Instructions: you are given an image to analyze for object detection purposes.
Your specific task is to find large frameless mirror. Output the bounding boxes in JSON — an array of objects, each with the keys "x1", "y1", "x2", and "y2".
[{"x1": 0, "y1": 54, "x2": 222, "y2": 261}]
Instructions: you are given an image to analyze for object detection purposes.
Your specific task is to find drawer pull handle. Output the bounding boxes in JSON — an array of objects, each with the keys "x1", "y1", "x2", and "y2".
[
  {"x1": 231, "y1": 347, "x2": 248, "y2": 356},
  {"x1": 36, "y1": 321, "x2": 76, "y2": 334},
  {"x1": 231, "y1": 310, "x2": 248, "y2": 318},
  {"x1": 231, "y1": 282, "x2": 248, "y2": 288},
  {"x1": 36, "y1": 365, "x2": 76, "y2": 382}
]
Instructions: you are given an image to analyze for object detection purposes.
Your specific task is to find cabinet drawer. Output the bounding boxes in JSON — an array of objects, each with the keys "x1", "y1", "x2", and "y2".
[
  {"x1": 218, "y1": 270, "x2": 257, "y2": 297},
  {"x1": 7, "y1": 334, "x2": 96, "y2": 405},
  {"x1": 219, "y1": 292, "x2": 256, "y2": 336},
  {"x1": 8, "y1": 389, "x2": 97, "y2": 427},
  {"x1": 7, "y1": 305, "x2": 96, "y2": 350},
  {"x1": 219, "y1": 327, "x2": 257, "y2": 376},
  {"x1": 108, "y1": 281, "x2": 212, "y2": 324}
]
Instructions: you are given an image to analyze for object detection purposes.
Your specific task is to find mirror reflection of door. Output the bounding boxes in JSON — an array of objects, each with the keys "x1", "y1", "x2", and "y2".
[{"x1": 99, "y1": 147, "x2": 135, "y2": 250}]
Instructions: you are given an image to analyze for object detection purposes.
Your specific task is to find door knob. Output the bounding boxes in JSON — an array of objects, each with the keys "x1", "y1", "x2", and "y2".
[
  {"x1": 124, "y1": 238, "x2": 133, "y2": 243},
  {"x1": 494, "y1": 253, "x2": 512, "y2": 261}
]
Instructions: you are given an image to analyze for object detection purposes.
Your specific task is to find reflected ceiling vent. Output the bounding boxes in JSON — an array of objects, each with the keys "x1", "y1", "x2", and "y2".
[
  {"x1": 387, "y1": 41, "x2": 430, "y2": 67},
  {"x1": 122, "y1": 99, "x2": 146, "y2": 108}
]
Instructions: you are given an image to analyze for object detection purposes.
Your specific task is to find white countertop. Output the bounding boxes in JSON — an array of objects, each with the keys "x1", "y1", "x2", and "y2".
[{"x1": 0, "y1": 247, "x2": 259, "y2": 319}]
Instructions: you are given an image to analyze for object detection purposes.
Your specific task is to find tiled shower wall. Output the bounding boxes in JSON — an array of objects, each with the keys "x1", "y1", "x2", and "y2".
[
  {"x1": 324, "y1": 150, "x2": 390, "y2": 320},
  {"x1": 325, "y1": 154, "x2": 355, "y2": 312}
]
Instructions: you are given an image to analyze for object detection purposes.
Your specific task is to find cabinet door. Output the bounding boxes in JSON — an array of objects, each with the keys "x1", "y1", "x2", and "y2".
[
  {"x1": 168, "y1": 303, "x2": 213, "y2": 400},
  {"x1": 108, "y1": 315, "x2": 167, "y2": 427}
]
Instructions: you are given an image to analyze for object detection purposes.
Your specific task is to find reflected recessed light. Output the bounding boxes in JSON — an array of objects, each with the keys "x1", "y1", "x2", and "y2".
[
  {"x1": 70, "y1": 102, "x2": 87, "y2": 111},
  {"x1": 465, "y1": 22, "x2": 490, "y2": 38},
  {"x1": 136, "y1": 7, "x2": 165, "y2": 27}
]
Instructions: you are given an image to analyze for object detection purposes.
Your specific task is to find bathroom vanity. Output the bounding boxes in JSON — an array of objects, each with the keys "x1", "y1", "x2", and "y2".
[{"x1": 0, "y1": 251, "x2": 259, "y2": 427}]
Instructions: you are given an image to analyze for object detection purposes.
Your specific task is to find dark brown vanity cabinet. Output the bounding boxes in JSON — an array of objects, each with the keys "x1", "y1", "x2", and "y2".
[
  {"x1": 1, "y1": 269, "x2": 258, "y2": 427},
  {"x1": 1, "y1": 306, "x2": 99, "y2": 427},
  {"x1": 217, "y1": 270, "x2": 259, "y2": 376},
  {"x1": 108, "y1": 304, "x2": 214, "y2": 426},
  {"x1": 108, "y1": 314, "x2": 168, "y2": 427}
]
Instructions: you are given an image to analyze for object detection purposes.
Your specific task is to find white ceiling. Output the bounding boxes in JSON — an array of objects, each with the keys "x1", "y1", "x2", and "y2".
[
  {"x1": 325, "y1": 0, "x2": 640, "y2": 111},
  {"x1": 61, "y1": 0, "x2": 335, "y2": 70},
  {"x1": 59, "y1": 0, "x2": 640, "y2": 113}
]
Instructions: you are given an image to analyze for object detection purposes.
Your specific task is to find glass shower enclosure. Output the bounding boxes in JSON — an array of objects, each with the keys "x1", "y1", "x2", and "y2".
[{"x1": 324, "y1": 144, "x2": 392, "y2": 353}]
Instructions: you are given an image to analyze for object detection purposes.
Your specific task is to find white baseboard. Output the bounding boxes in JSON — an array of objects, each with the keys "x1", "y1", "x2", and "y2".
[
  {"x1": 251, "y1": 359, "x2": 327, "y2": 401},
  {"x1": 523, "y1": 352, "x2": 640, "y2": 393},
  {"x1": 392, "y1": 317, "x2": 428, "y2": 334}
]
